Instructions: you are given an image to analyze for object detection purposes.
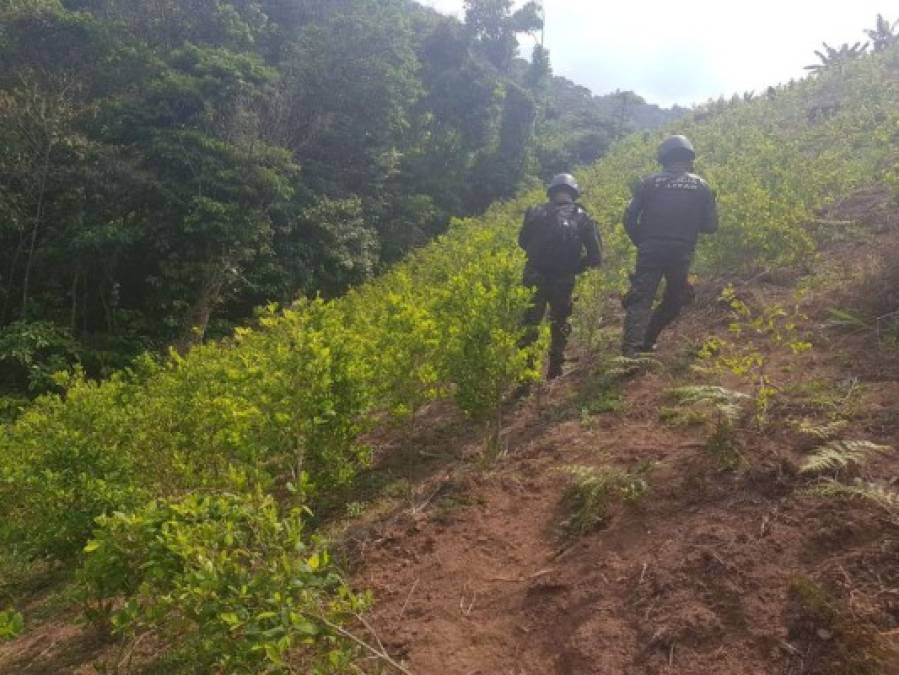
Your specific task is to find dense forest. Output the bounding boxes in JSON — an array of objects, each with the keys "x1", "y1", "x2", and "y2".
[{"x1": 0, "y1": 0, "x2": 678, "y2": 396}]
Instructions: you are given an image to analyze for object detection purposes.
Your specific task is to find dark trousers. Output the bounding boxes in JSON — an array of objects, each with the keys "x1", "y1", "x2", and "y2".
[
  {"x1": 521, "y1": 266, "x2": 576, "y2": 368},
  {"x1": 622, "y1": 243, "x2": 693, "y2": 354}
]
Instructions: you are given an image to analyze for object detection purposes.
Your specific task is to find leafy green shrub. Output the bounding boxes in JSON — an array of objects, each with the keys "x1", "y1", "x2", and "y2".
[
  {"x1": 0, "y1": 299, "x2": 378, "y2": 561},
  {"x1": 0, "y1": 394, "x2": 27, "y2": 423},
  {"x1": 0, "y1": 371, "x2": 150, "y2": 560},
  {"x1": 79, "y1": 492, "x2": 367, "y2": 673},
  {"x1": 0, "y1": 320, "x2": 81, "y2": 394},
  {"x1": 346, "y1": 269, "x2": 443, "y2": 422},
  {"x1": 432, "y1": 240, "x2": 539, "y2": 425},
  {"x1": 190, "y1": 298, "x2": 375, "y2": 500}
]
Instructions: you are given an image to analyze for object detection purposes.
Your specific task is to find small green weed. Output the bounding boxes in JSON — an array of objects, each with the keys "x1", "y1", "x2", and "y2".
[
  {"x1": 826, "y1": 307, "x2": 899, "y2": 344},
  {"x1": 696, "y1": 286, "x2": 813, "y2": 428},
  {"x1": 344, "y1": 501, "x2": 366, "y2": 518},
  {"x1": 826, "y1": 308, "x2": 873, "y2": 332},
  {"x1": 431, "y1": 493, "x2": 473, "y2": 524},
  {"x1": 606, "y1": 355, "x2": 662, "y2": 378},
  {"x1": 783, "y1": 378, "x2": 863, "y2": 420},
  {"x1": 548, "y1": 364, "x2": 624, "y2": 424},
  {"x1": 704, "y1": 415, "x2": 743, "y2": 469},
  {"x1": 664, "y1": 385, "x2": 747, "y2": 468},
  {"x1": 0, "y1": 609, "x2": 24, "y2": 641},
  {"x1": 659, "y1": 405, "x2": 708, "y2": 427},
  {"x1": 668, "y1": 342, "x2": 703, "y2": 376}
]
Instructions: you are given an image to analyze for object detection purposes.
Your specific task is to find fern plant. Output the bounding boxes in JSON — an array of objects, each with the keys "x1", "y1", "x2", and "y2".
[
  {"x1": 806, "y1": 479, "x2": 899, "y2": 520},
  {"x1": 795, "y1": 419, "x2": 848, "y2": 442},
  {"x1": 667, "y1": 385, "x2": 750, "y2": 423},
  {"x1": 799, "y1": 440, "x2": 892, "y2": 474},
  {"x1": 606, "y1": 355, "x2": 661, "y2": 378},
  {"x1": 559, "y1": 464, "x2": 648, "y2": 536}
]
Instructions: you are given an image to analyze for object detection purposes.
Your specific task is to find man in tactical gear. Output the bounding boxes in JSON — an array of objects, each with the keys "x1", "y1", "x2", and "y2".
[
  {"x1": 621, "y1": 135, "x2": 718, "y2": 356},
  {"x1": 519, "y1": 173, "x2": 603, "y2": 380}
]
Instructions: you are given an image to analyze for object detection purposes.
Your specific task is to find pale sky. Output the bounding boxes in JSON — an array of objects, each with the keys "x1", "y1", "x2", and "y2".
[{"x1": 418, "y1": 0, "x2": 891, "y2": 107}]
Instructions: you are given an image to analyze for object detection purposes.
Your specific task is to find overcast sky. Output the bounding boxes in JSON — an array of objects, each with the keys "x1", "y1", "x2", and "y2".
[{"x1": 418, "y1": 1, "x2": 890, "y2": 107}]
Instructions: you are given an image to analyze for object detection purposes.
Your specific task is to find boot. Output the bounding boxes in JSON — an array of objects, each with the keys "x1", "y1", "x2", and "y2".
[
  {"x1": 511, "y1": 382, "x2": 532, "y2": 399},
  {"x1": 546, "y1": 354, "x2": 564, "y2": 380}
]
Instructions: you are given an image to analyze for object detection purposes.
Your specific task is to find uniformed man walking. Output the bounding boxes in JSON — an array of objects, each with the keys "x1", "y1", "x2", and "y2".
[
  {"x1": 621, "y1": 135, "x2": 718, "y2": 356},
  {"x1": 519, "y1": 173, "x2": 602, "y2": 380}
]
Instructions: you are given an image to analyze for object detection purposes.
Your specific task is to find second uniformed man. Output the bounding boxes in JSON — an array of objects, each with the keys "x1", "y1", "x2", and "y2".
[{"x1": 622, "y1": 135, "x2": 718, "y2": 356}]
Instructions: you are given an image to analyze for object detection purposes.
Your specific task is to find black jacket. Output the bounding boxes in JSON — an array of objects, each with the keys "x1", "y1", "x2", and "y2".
[
  {"x1": 624, "y1": 168, "x2": 718, "y2": 249},
  {"x1": 519, "y1": 197, "x2": 602, "y2": 277}
]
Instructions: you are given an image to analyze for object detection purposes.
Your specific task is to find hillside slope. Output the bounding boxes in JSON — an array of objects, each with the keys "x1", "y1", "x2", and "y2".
[
  {"x1": 3, "y1": 192, "x2": 898, "y2": 673},
  {"x1": 1, "y1": 43, "x2": 898, "y2": 675},
  {"x1": 345, "y1": 207, "x2": 899, "y2": 674}
]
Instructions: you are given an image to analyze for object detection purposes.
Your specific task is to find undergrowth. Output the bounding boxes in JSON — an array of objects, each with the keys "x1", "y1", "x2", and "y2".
[{"x1": 558, "y1": 464, "x2": 650, "y2": 537}]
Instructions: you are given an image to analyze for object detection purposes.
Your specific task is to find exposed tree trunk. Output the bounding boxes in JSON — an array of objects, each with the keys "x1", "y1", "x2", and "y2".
[
  {"x1": 174, "y1": 258, "x2": 229, "y2": 356},
  {"x1": 21, "y1": 141, "x2": 52, "y2": 319},
  {"x1": 1, "y1": 228, "x2": 27, "y2": 324},
  {"x1": 69, "y1": 268, "x2": 80, "y2": 332}
]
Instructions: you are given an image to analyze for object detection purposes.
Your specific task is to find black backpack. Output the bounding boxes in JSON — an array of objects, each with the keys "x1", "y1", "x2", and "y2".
[{"x1": 525, "y1": 203, "x2": 583, "y2": 275}]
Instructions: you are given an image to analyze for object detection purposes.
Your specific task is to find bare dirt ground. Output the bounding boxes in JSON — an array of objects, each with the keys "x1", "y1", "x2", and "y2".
[{"x1": 2, "y1": 194, "x2": 899, "y2": 674}]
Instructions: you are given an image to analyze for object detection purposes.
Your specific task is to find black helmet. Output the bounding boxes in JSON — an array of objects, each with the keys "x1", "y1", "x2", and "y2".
[
  {"x1": 657, "y1": 135, "x2": 696, "y2": 164},
  {"x1": 548, "y1": 173, "x2": 580, "y2": 198}
]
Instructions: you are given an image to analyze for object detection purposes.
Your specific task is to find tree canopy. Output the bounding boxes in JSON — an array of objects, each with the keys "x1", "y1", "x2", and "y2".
[{"x1": 0, "y1": 0, "x2": 679, "y2": 392}]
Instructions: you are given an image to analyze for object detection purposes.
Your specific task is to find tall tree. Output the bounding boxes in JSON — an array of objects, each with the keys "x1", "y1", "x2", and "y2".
[
  {"x1": 525, "y1": 43, "x2": 552, "y2": 91},
  {"x1": 805, "y1": 41, "x2": 869, "y2": 73},
  {"x1": 463, "y1": 0, "x2": 542, "y2": 71},
  {"x1": 865, "y1": 14, "x2": 898, "y2": 52},
  {"x1": 104, "y1": 45, "x2": 298, "y2": 351}
]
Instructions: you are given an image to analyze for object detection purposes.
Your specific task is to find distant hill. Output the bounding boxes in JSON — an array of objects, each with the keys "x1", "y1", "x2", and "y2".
[{"x1": 509, "y1": 60, "x2": 685, "y2": 177}]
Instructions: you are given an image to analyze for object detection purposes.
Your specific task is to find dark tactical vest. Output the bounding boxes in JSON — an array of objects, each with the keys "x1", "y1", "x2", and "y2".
[{"x1": 523, "y1": 202, "x2": 586, "y2": 276}]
